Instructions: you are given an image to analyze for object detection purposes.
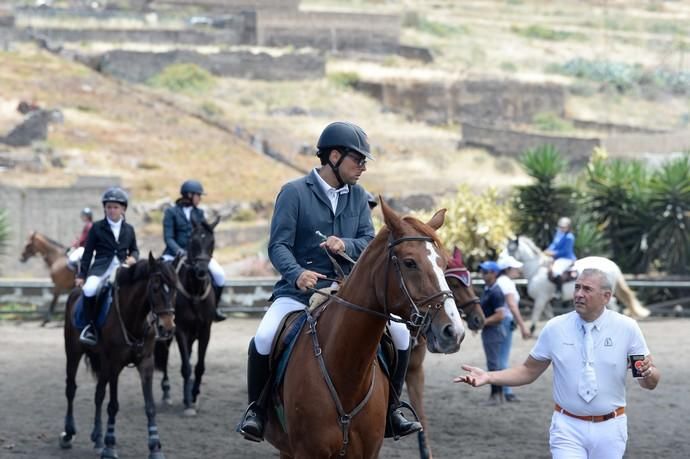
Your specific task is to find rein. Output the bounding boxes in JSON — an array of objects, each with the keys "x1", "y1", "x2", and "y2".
[{"x1": 174, "y1": 255, "x2": 212, "y2": 303}]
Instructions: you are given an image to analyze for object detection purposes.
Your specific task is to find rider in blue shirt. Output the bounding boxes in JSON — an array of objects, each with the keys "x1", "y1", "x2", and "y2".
[{"x1": 545, "y1": 217, "x2": 576, "y2": 296}]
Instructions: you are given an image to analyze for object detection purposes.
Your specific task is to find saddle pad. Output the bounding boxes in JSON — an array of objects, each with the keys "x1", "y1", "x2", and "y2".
[
  {"x1": 273, "y1": 312, "x2": 308, "y2": 388},
  {"x1": 72, "y1": 285, "x2": 112, "y2": 330}
]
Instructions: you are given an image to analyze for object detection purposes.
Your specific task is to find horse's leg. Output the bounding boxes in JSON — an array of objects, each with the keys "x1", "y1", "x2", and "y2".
[
  {"x1": 59, "y1": 339, "x2": 82, "y2": 448},
  {"x1": 406, "y1": 344, "x2": 432, "y2": 459},
  {"x1": 140, "y1": 357, "x2": 166, "y2": 459},
  {"x1": 91, "y1": 373, "x2": 107, "y2": 452},
  {"x1": 155, "y1": 340, "x2": 173, "y2": 406},
  {"x1": 191, "y1": 324, "x2": 211, "y2": 408},
  {"x1": 42, "y1": 290, "x2": 60, "y2": 326},
  {"x1": 175, "y1": 331, "x2": 195, "y2": 416},
  {"x1": 101, "y1": 369, "x2": 121, "y2": 459}
]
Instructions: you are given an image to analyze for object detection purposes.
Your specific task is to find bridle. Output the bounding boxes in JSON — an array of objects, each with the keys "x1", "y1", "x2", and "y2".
[
  {"x1": 145, "y1": 270, "x2": 176, "y2": 341},
  {"x1": 444, "y1": 267, "x2": 480, "y2": 316},
  {"x1": 312, "y1": 234, "x2": 453, "y2": 336}
]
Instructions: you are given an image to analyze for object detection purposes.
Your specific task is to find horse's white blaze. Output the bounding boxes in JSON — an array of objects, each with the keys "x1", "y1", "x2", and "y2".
[{"x1": 426, "y1": 242, "x2": 464, "y2": 336}]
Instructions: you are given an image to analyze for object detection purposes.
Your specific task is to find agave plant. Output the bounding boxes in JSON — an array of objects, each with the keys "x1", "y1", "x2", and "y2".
[
  {"x1": 585, "y1": 157, "x2": 652, "y2": 273},
  {"x1": 646, "y1": 155, "x2": 690, "y2": 274},
  {"x1": 512, "y1": 145, "x2": 576, "y2": 248}
]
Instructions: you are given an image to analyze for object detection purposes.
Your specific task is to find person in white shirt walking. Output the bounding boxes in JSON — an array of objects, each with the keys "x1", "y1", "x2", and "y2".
[{"x1": 455, "y1": 266, "x2": 660, "y2": 459}]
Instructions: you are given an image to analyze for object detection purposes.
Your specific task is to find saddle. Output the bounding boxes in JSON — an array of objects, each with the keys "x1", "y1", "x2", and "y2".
[
  {"x1": 548, "y1": 268, "x2": 578, "y2": 284},
  {"x1": 72, "y1": 284, "x2": 112, "y2": 330}
]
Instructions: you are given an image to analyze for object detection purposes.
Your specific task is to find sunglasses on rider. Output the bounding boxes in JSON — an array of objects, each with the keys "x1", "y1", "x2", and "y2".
[
  {"x1": 445, "y1": 267, "x2": 471, "y2": 287},
  {"x1": 341, "y1": 150, "x2": 367, "y2": 167}
]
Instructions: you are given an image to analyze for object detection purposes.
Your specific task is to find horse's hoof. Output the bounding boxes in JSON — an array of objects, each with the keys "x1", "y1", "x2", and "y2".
[
  {"x1": 59, "y1": 432, "x2": 73, "y2": 449},
  {"x1": 149, "y1": 451, "x2": 166, "y2": 459},
  {"x1": 162, "y1": 396, "x2": 173, "y2": 407},
  {"x1": 183, "y1": 407, "x2": 197, "y2": 417},
  {"x1": 101, "y1": 446, "x2": 119, "y2": 459}
]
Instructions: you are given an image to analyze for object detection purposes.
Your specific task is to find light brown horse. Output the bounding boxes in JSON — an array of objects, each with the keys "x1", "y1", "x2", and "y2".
[
  {"x1": 406, "y1": 247, "x2": 484, "y2": 459},
  {"x1": 20, "y1": 231, "x2": 75, "y2": 324},
  {"x1": 264, "y1": 199, "x2": 466, "y2": 458}
]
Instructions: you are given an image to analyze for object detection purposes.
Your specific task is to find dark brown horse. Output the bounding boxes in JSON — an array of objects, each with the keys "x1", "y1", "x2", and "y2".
[
  {"x1": 20, "y1": 231, "x2": 75, "y2": 324},
  {"x1": 407, "y1": 247, "x2": 484, "y2": 459},
  {"x1": 263, "y1": 199, "x2": 466, "y2": 458},
  {"x1": 155, "y1": 217, "x2": 220, "y2": 416},
  {"x1": 59, "y1": 254, "x2": 177, "y2": 459}
]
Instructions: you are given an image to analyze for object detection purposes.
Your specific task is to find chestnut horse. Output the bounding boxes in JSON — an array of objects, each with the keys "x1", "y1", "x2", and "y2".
[
  {"x1": 263, "y1": 199, "x2": 466, "y2": 458},
  {"x1": 407, "y1": 247, "x2": 484, "y2": 459},
  {"x1": 59, "y1": 254, "x2": 177, "y2": 459},
  {"x1": 20, "y1": 231, "x2": 75, "y2": 324},
  {"x1": 155, "y1": 217, "x2": 220, "y2": 416}
]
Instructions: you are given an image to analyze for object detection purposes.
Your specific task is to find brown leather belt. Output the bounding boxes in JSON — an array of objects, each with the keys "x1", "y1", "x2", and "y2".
[{"x1": 555, "y1": 404, "x2": 625, "y2": 423}]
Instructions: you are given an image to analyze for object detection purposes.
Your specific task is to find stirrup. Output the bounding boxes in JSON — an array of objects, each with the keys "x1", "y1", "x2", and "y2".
[
  {"x1": 387, "y1": 401, "x2": 422, "y2": 440},
  {"x1": 236, "y1": 402, "x2": 265, "y2": 443},
  {"x1": 79, "y1": 324, "x2": 97, "y2": 346}
]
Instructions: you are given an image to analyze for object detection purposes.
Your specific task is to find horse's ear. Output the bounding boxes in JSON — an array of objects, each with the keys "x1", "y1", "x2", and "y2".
[
  {"x1": 210, "y1": 215, "x2": 220, "y2": 230},
  {"x1": 148, "y1": 251, "x2": 155, "y2": 265},
  {"x1": 453, "y1": 246, "x2": 463, "y2": 262},
  {"x1": 380, "y1": 197, "x2": 403, "y2": 235},
  {"x1": 426, "y1": 208, "x2": 446, "y2": 230}
]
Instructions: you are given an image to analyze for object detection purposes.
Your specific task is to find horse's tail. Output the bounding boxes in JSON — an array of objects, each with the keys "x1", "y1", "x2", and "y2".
[
  {"x1": 154, "y1": 339, "x2": 171, "y2": 372},
  {"x1": 83, "y1": 351, "x2": 102, "y2": 378},
  {"x1": 615, "y1": 277, "x2": 651, "y2": 319}
]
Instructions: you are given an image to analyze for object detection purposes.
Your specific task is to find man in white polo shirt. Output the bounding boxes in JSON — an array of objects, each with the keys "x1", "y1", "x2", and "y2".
[{"x1": 455, "y1": 267, "x2": 660, "y2": 458}]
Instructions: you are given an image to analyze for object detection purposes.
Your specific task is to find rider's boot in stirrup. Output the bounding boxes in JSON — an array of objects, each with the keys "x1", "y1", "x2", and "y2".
[
  {"x1": 238, "y1": 339, "x2": 270, "y2": 442},
  {"x1": 212, "y1": 285, "x2": 226, "y2": 322},
  {"x1": 79, "y1": 296, "x2": 98, "y2": 346},
  {"x1": 387, "y1": 348, "x2": 422, "y2": 439}
]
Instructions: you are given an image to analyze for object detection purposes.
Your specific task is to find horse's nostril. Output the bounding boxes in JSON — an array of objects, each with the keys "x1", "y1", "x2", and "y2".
[{"x1": 442, "y1": 323, "x2": 456, "y2": 339}]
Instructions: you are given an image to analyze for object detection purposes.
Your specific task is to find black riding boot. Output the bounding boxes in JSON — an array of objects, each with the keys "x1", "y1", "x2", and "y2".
[
  {"x1": 387, "y1": 348, "x2": 422, "y2": 439},
  {"x1": 238, "y1": 339, "x2": 270, "y2": 442},
  {"x1": 79, "y1": 295, "x2": 98, "y2": 346},
  {"x1": 553, "y1": 275, "x2": 563, "y2": 300},
  {"x1": 213, "y1": 285, "x2": 226, "y2": 322}
]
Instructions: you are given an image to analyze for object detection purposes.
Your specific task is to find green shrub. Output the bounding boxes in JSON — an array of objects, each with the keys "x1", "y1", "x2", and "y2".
[
  {"x1": 511, "y1": 24, "x2": 585, "y2": 42},
  {"x1": 147, "y1": 64, "x2": 216, "y2": 93},
  {"x1": 328, "y1": 72, "x2": 360, "y2": 89},
  {"x1": 532, "y1": 112, "x2": 574, "y2": 132}
]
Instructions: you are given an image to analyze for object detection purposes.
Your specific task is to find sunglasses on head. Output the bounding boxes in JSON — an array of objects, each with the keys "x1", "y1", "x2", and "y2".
[{"x1": 445, "y1": 267, "x2": 471, "y2": 287}]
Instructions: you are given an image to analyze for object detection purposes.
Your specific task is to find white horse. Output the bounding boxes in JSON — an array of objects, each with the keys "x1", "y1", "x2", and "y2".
[{"x1": 504, "y1": 236, "x2": 650, "y2": 333}]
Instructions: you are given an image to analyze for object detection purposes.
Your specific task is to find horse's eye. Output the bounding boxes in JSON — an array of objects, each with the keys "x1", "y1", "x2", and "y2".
[{"x1": 403, "y1": 259, "x2": 417, "y2": 269}]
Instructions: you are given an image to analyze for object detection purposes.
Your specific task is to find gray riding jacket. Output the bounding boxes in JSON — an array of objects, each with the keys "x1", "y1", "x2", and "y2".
[{"x1": 269, "y1": 169, "x2": 375, "y2": 305}]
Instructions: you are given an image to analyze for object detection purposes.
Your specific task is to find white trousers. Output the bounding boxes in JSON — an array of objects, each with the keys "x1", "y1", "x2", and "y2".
[
  {"x1": 161, "y1": 255, "x2": 225, "y2": 287},
  {"x1": 67, "y1": 247, "x2": 84, "y2": 265},
  {"x1": 83, "y1": 257, "x2": 120, "y2": 297},
  {"x1": 549, "y1": 411, "x2": 627, "y2": 459},
  {"x1": 254, "y1": 296, "x2": 411, "y2": 356},
  {"x1": 552, "y1": 258, "x2": 574, "y2": 277}
]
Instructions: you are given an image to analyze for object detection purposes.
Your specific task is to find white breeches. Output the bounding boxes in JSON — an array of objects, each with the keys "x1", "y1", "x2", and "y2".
[
  {"x1": 549, "y1": 411, "x2": 627, "y2": 459},
  {"x1": 161, "y1": 255, "x2": 225, "y2": 287},
  {"x1": 83, "y1": 257, "x2": 119, "y2": 298},
  {"x1": 67, "y1": 247, "x2": 84, "y2": 265},
  {"x1": 552, "y1": 258, "x2": 574, "y2": 277},
  {"x1": 253, "y1": 298, "x2": 412, "y2": 356}
]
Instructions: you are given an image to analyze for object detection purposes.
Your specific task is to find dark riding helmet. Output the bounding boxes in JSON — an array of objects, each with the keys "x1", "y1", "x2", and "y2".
[
  {"x1": 365, "y1": 191, "x2": 378, "y2": 209},
  {"x1": 80, "y1": 207, "x2": 93, "y2": 219},
  {"x1": 101, "y1": 187, "x2": 128, "y2": 208},
  {"x1": 180, "y1": 179, "x2": 205, "y2": 196},
  {"x1": 316, "y1": 121, "x2": 373, "y2": 161}
]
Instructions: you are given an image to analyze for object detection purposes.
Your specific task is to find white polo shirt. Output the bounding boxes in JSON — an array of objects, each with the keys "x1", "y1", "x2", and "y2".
[
  {"x1": 530, "y1": 309, "x2": 649, "y2": 416},
  {"x1": 496, "y1": 274, "x2": 519, "y2": 320}
]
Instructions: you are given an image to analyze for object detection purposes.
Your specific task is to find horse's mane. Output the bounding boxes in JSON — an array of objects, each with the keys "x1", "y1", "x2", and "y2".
[
  {"x1": 35, "y1": 232, "x2": 66, "y2": 249},
  {"x1": 116, "y1": 258, "x2": 176, "y2": 286},
  {"x1": 519, "y1": 235, "x2": 542, "y2": 254}
]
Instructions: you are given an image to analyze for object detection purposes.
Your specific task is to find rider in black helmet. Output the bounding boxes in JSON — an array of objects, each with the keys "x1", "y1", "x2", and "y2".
[
  {"x1": 162, "y1": 179, "x2": 227, "y2": 321},
  {"x1": 76, "y1": 187, "x2": 139, "y2": 346},
  {"x1": 238, "y1": 121, "x2": 421, "y2": 443}
]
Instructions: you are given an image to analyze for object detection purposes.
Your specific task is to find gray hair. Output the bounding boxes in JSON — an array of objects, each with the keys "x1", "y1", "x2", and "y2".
[{"x1": 579, "y1": 268, "x2": 615, "y2": 295}]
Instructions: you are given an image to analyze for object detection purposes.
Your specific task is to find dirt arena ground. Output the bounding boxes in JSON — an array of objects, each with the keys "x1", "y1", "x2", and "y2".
[{"x1": 1, "y1": 316, "x2": 688, "y2": 459}]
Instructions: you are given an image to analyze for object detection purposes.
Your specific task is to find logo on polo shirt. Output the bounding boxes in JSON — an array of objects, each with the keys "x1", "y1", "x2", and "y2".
[{"x1": 604, "y1": 337, "x2": 613, "y2": 347}]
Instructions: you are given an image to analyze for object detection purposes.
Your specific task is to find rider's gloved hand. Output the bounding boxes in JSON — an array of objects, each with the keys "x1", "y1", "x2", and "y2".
[{"x1": 176, "y1": 248, "x2": 187, "y2": 257}]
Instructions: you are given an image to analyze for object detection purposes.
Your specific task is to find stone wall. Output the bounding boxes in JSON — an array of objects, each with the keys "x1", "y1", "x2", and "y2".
[
  {"x1": 153, "y1": 0, "x2": 300, "y2": 11},
  {"x1": 603, "y1": 129, "x2": 690, "y2": 156},
  {"x1": 257, "y1": 11, "x2": 400, "y2": 53},
  {"x1": 97, "y1": 48, "x2": 324, "y2": 82},
  {"x1": 461, "y1": 123, "x2": 600, "y2": 164},
  {"x1": 355, "y1": 78, "x2": 566, "y2": 126},
  {"x1": 0, "y1": 177, "x2": 130, "y2": 276}
]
